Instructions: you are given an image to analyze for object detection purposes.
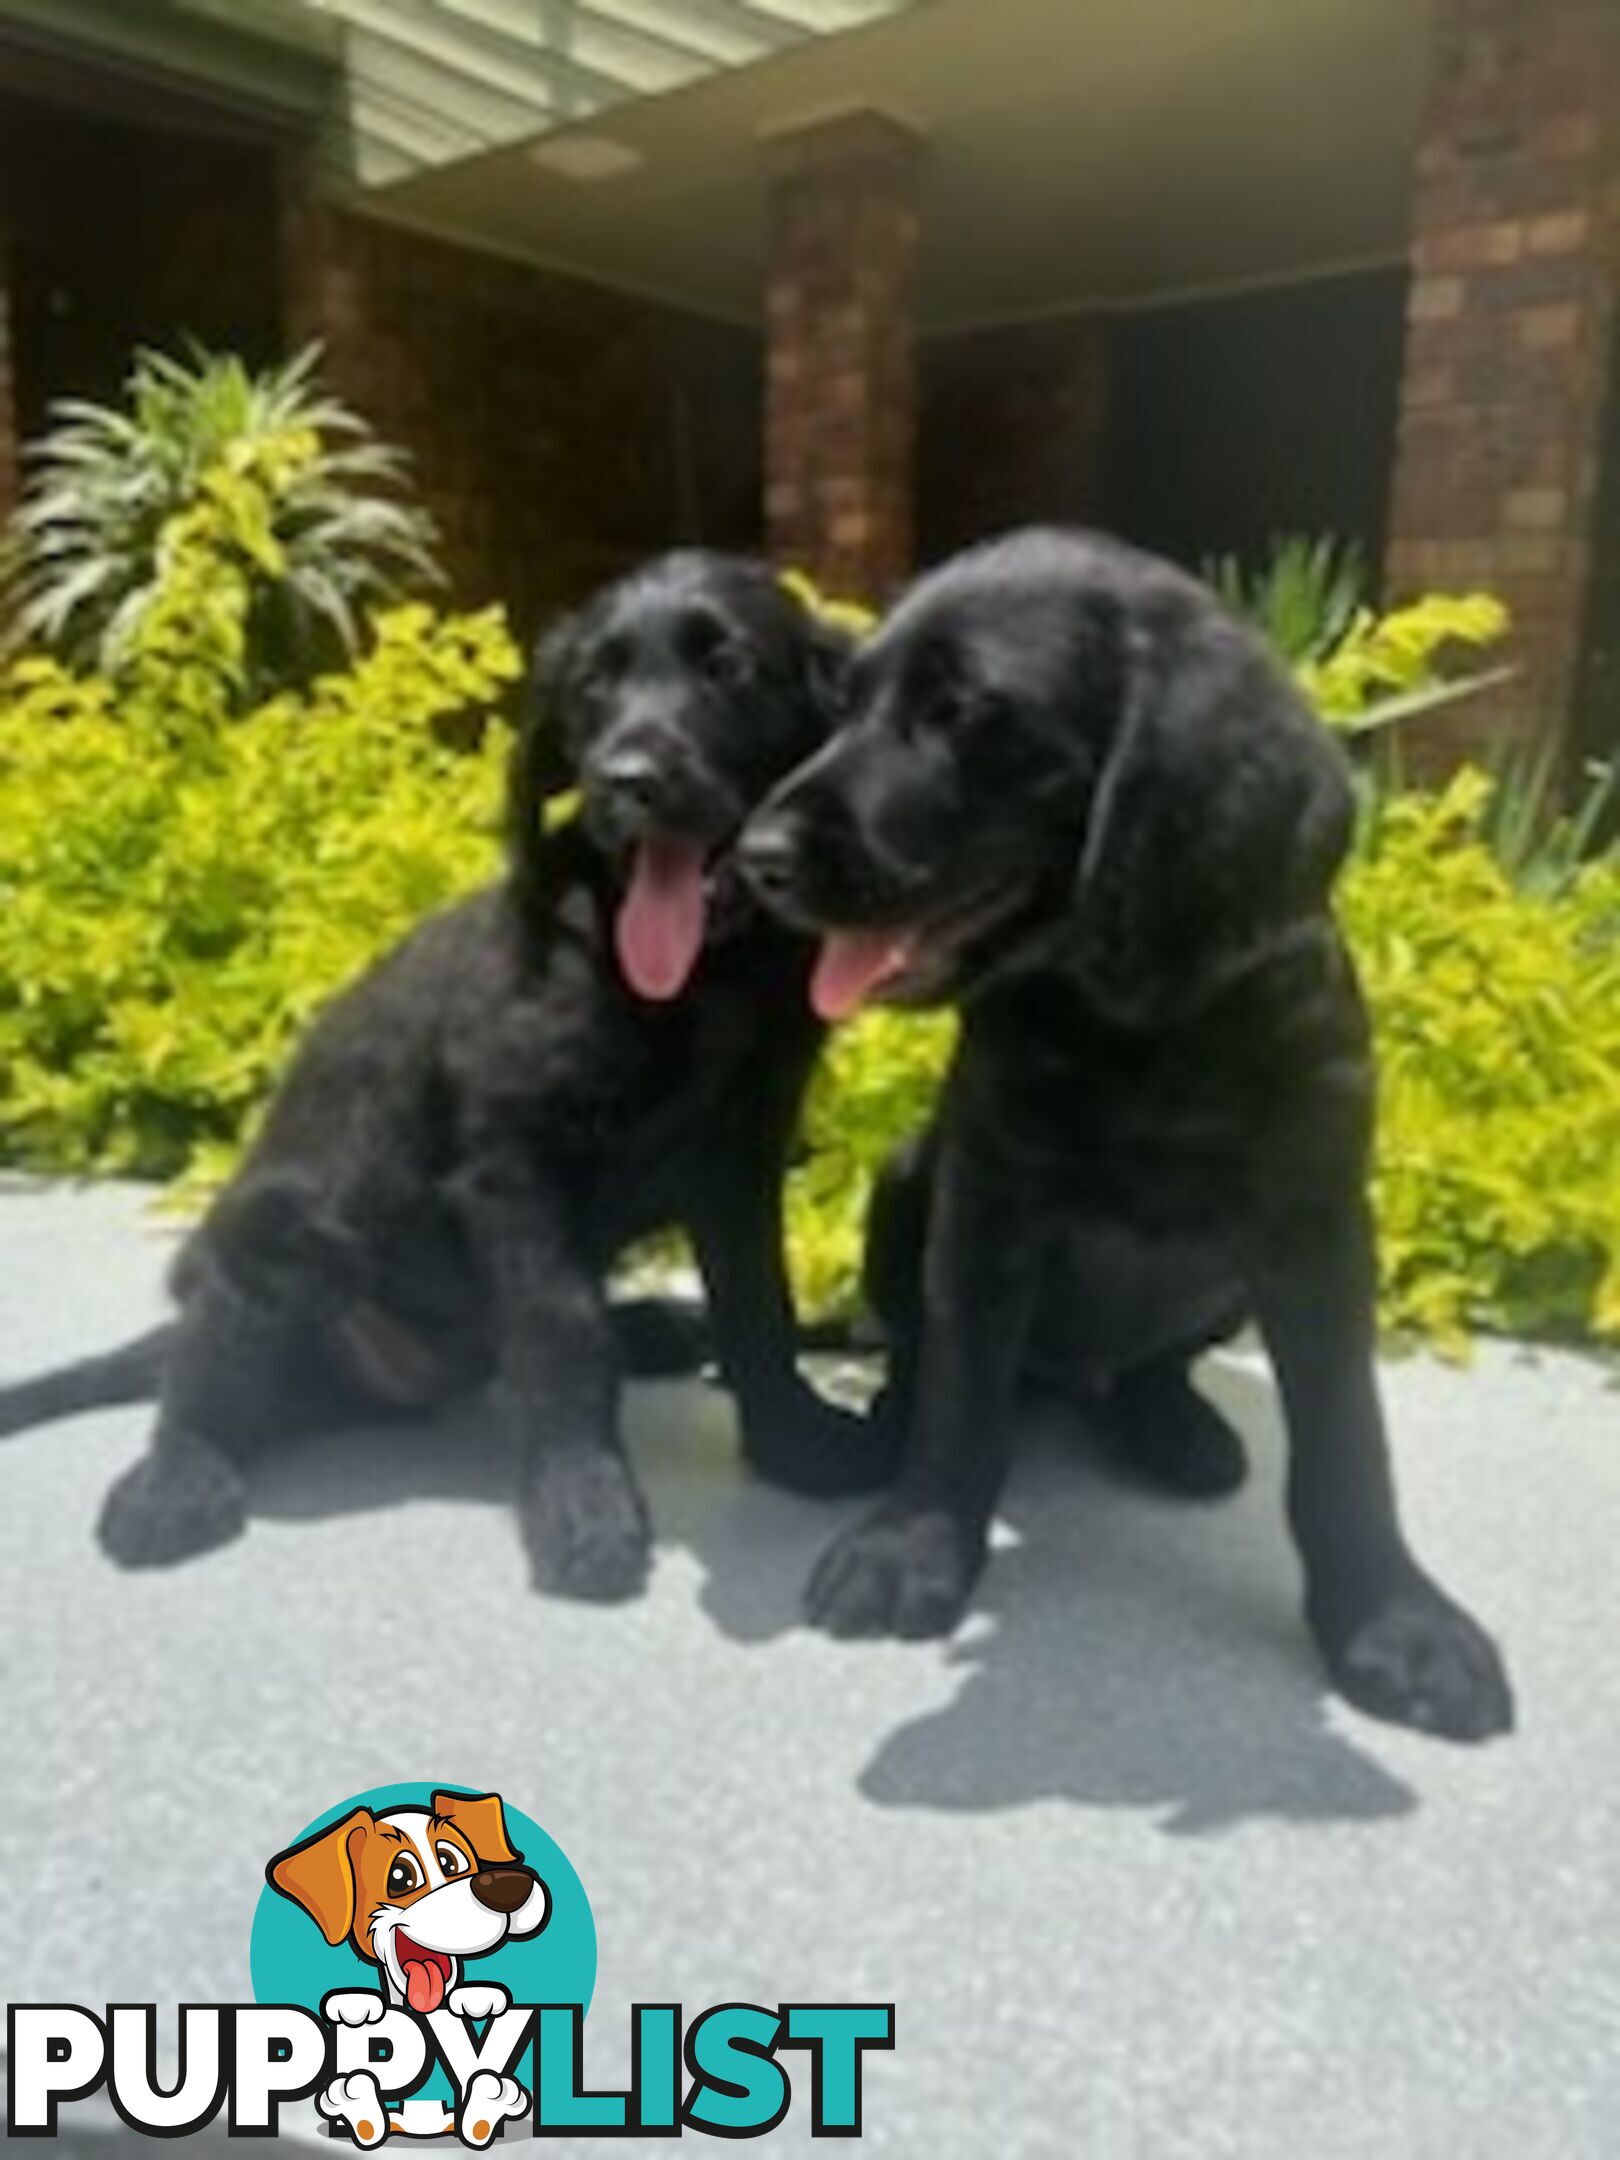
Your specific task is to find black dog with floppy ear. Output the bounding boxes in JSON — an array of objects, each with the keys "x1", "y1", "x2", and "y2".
[
  {"x1": 510, "y1": 572, "x2": 856, "y2": 930},
  {"x1": 1070, "y1": 610, "x2": 1355, "y2": 1026},
  {"x1": 506, "y1": 613, "x2": 585, "y2": 921},
  {"x1": 740, "y1": 525, "x2": 1512, "y2": 1744},
  {"x1": 0, "y1": 550, "x2": 895, "y2": 1590}
]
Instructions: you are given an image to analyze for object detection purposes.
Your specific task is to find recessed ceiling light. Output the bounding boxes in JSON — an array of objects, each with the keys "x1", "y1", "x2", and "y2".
[{"x1": 528, "y1": 135, "x2": 644, "y2": 181}]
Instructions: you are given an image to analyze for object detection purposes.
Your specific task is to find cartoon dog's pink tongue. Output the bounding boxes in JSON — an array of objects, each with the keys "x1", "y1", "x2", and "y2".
[
  {"x1": 397, "y1": 1934, "x2": 450, "y2": 2014},
  {"x1": 811, "y1": 930, "x2": 919, "y2": 1022},
  {"x1": 404, "y1": 1956, "x2": 446, "y2": 2015},
  {"x1": 616, "y1": 839, "x2": 708, "y2": 1001}
]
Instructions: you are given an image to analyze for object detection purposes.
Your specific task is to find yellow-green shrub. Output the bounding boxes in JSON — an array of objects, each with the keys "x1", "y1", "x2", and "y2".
[
  {"x1": 1299, "y1": 592, "x2": 1510, "y2": 730},
  {"x1": 785, "y1": 1009, "x2": 956, "y2": 1317},
  {"x1": 2, "y1": 516, "x2": 1615, "y2": 1351},
  {"x1": 0, "y1": 603, "x2": 517, "y2": 1178},
  {"x1": 1342, "y1": 768, "x2": 1620, "y2": 1349}
]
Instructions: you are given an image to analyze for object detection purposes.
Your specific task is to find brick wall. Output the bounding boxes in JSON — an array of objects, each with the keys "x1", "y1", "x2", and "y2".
[
  {"x1": 1387, "y1": 0, "x2": 1620, "y2": 762},
  {"x1": 0, "y1": 99, "x2": 760, "y2": 645},
  {"x1": 0, "y1": 90, "x2": 282, "y2": 443},
  {"x1": 1574, "y1": 331, "x2": 1620, "y2": 759},
  {"x1": 0, "y1": 238, "x2": 17, "y2": 524},
  {"x1": 283, "y1": 171, "x2": 762, "y2": 634},
  {"x1": 764, "y1": 113, "x2": 921, "y2": 603}
]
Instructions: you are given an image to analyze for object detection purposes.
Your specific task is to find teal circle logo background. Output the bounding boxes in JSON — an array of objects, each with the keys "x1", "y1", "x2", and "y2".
[{"x1": 250, "y1": 1782, "x2": 596, "y2": 2012}]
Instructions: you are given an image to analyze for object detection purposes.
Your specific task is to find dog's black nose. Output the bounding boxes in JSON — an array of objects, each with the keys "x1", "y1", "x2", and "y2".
[
  {"x1": 595, "y1": 748, "x2": 662, "y2": 810},
  {"x1": 737, "y1": 817, "x2": 802, "y2": 901},
  {"x1": 470, "y1": 1865, "x2": 536, "y2": 1914}
]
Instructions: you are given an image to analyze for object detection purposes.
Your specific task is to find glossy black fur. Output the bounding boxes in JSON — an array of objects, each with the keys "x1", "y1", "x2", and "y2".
[
  {"x1": 740, "y1": 528, "x2": 1513, "y2": 1742},
  {"x1": 7, "y1": 552, "x2": 891, "y2": 1594}
]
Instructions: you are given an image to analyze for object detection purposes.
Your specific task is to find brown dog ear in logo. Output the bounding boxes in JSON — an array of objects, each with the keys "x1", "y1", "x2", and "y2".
[
  {"x1": 430, "y1": 1789, "x2": 518, "y2": 1867},
  {"x1": 267, "y1": 1806, "x2": 375, "y2": 1947}
]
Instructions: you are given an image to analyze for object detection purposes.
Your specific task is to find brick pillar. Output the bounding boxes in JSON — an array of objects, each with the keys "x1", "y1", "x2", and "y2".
[
  {"x1": 0, "y1": 232, "x2": 19, "y2": 523},
  {"x1": 764, "y1": 111, "x2": 922, "y2": 604},
  {"x1": 276, "y1": 145, "x2": 356, "y2": 365},
  {"x1": 1385, "y1": 0, "x2": 1620, "y2": 765}
]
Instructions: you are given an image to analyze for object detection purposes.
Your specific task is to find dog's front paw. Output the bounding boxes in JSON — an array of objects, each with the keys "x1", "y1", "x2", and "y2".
[
  {"x1": 321, "y1": 1990, "x2": 387, "y2": 2028},
  {"x1": 1320, "y1": 1577, "x2": 1514, "y2": 1743},
  {"x1": 447, "y1": 1982, "x2": 510, "y2": 2023},
  {"x1": 317, "y1": 2071, "x2": 389, "y2": 2148},
  {"x1": 805, "y1": 1500, "x2": 983, "y2": 1639},
  {"x1": 458, "y1": 2071, "x2": 529, "y2": 2148},
  {"x1": 748, "y1": 1386, "x2": 902, "y2": 1499},
  {"x1": 97, "y1": 1442, "x2": 246, "y2": 1568},
  {"x1": 522, "y1": 1448, "x2": 651, "y2": 1602}
]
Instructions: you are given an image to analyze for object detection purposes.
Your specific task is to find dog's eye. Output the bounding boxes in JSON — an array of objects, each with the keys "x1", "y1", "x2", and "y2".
[
  {"x1": 704, "y1": 640, "x2": 755, "y2": 689},
  {"x1": 386, "y1": 1854, "x2": 422, "y2": 1898},
  {"x1": 898, "y1": 687, "x2": 964, "y2": 742},
  {"x1": 923, "y1": 683, "x2": 1001, "y2": 738},
  {"x1": 436, "y1": 1842, "x2": 468, "y2": 1877}
]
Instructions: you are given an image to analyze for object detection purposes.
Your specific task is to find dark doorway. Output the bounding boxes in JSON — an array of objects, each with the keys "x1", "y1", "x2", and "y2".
[{"x1": 1108, "y1": 267, "x2": 1408, "y2": 586}]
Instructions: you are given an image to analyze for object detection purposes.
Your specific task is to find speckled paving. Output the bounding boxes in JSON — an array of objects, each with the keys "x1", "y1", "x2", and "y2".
[{"x1": 2, "y1": 1180, "x2": 1616, "y2": 2156}]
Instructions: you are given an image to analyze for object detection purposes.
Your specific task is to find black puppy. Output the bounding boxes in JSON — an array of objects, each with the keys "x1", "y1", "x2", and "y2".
[
  {"x1": 0, "y1": 551, "x2": 883, "y2": 1595},
  {"x1": 740, "y1": 527, "x2": 1513, "y2": 1742}
]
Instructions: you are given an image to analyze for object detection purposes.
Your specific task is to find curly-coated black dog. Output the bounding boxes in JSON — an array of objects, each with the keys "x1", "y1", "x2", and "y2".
[
  {"x1": 0, "y1": 551, "x2": 886, "y2": 1596},
  {"x1": 739, "y1": 527, "x2": 1513, "y2": 1742}
]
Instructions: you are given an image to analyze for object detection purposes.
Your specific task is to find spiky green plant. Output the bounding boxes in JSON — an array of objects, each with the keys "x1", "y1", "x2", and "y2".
[
  {"x1": 2, "y1": 344, "x2": 442, "y2": 690},
  {"x1": 1206, "y1": 533, "x2": 1366, "y2": 666},
  {"x1": 1474, "y1": 746, "x2": 1618, "y2": 896},
  {"x1": 1209, "y1": 533, "x2": 1513, "y2": 741}
]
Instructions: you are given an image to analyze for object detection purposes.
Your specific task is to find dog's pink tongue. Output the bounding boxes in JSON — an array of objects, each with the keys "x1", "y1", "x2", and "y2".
[
  {"x1": 616, "y1": 839, "x2": 708, "y2": 1002},
  {"x1": 405, "y1": 1959, "x2": 445, "y2": 2015},
  {"x1": 811, "y1": 930, "x2": 918, "y2": 1023}
]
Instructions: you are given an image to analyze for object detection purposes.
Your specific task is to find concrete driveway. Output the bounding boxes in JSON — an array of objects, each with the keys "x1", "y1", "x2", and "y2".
[{"x1": 1, "y1": 1179, "x2": 1616, "y2": 2155}]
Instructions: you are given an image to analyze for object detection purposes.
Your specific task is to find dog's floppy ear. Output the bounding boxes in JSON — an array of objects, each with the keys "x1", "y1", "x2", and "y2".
[
  {"x1": 507, "y1": 610, "x2": 583, "y2": 905},
  {"x1": 1071, "y1": 615, "x2": 1353, "y2": 1024},
  {"x1": 266, "y1": 1807, "x2": 374, "y2": 1947},
  {"x1": 431, "y1": 1789, "x2": 519, "y2": 1867},
  {"x1": 775, "y1": 574, "x2": 859, "y2": 733},
  {"x1": 804, "y1": 614, "x2": 856, "y2": 730}
]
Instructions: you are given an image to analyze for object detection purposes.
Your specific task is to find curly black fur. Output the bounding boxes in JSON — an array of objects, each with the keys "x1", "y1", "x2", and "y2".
[{"x1": 4, "y1": 551, "x2": 895, "y2": 1595}]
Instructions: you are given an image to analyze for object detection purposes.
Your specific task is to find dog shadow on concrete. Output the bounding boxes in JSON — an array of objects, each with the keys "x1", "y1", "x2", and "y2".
[
  {"x1": 678, "y1": 1356, "x2": 1418, "y2": 1838},
  {"x1": 194, "y1": 1348, "x2": 1415, "y2": 1840},
  {"x1": 246, "y1": 1394, "x2": 519, "y2": 1517}
]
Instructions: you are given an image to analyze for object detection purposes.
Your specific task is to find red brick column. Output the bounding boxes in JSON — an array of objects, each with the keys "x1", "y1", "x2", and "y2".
[
  {"x1": 275, "y1": 147, "x2": 336, "y2": 358},
  {"x1": 1385, "y1": 0, "x2": 1620, "y2": 763},
  {"x1": 0, "y1": 232, "x2": 19, "y2": 524},
  {"x1": 764, "y1": 111, "x2": 922, "y2": 605}
]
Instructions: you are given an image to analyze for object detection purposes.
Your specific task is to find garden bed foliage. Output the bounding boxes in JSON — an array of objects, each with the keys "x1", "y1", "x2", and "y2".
[{"x1": 1, "y1": 361, "x2": 1614, "y2": 1349}]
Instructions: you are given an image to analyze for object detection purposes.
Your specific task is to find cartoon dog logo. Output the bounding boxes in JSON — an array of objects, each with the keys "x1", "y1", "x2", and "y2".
[{"x1": 267, "y1": 1788, "x2": 550, "y2": 2145}]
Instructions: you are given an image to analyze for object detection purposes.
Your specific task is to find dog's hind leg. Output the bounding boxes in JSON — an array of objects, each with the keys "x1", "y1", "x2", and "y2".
[
  {"x1": 94, "y1": 1278, "x2": 339, "y2": 1569},
  {"x1": 609, "y1": 1295, "x2": 709, "y2": 1378},
  {"x1": 1090, "y1": 1352, "x2": 1250, "y2": 1499},
  {"x1": 1021, "y1": 1229, "x2": 1251, "y2": 1498},
  {"x1": 98, "y1": 1427, "x2": 250, "y2": 1569},
  {"x1": 95, "y1": 1178, "x2": 365, "y2": 1569},
  {"x1": 96, "y1": 1306, "x2": 265, "y2": 1568}
]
